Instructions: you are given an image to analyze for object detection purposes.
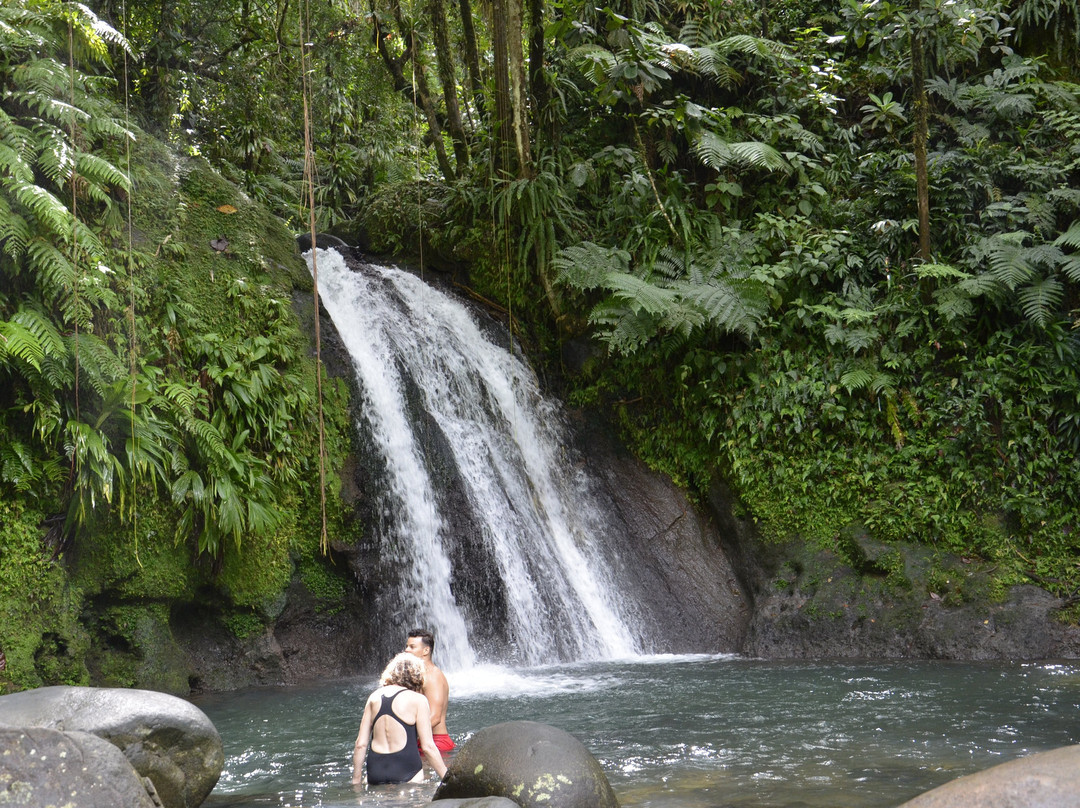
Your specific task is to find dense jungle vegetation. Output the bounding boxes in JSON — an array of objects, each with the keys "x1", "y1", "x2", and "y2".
[{"x1": 2, "y1": 0, "x2": 1079, "y2": 689}]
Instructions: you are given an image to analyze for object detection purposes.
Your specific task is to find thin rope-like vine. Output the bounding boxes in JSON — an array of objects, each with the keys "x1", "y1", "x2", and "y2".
[
  {"x1": 122, "y1": 0, "x2": 141, "y2": 566},
  {"x1": 67, "y1": 15, "x2": 82, "y2": 497},
  {"x1": 300, "y1": 0, "x2": 330, "y2": 555}
]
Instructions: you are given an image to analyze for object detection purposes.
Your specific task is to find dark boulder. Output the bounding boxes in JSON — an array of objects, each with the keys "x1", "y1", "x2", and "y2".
[
  {"x1": 433, "y1": 720, "x2": 619, "y2": 808},
  {"x1": 0, "y1": 685, "x2": 222, "y2": 808},
  {"x1": 0, "y1": 727, "x2": 159, "y2": 807},
  {"x1": 427, "y1": 800, "x2": 520, "y2": 808},
  {"x1": 896, "y1": 744, "x2": 1080, "y2": 808},
  {"x1": 296, "y1": 232, "x2": 350, "y2": 253}
]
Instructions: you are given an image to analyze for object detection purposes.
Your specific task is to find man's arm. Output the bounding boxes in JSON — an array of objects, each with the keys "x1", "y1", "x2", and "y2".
[{"x1": 415, "y1": 698, "x2": 448, "y2": 779}]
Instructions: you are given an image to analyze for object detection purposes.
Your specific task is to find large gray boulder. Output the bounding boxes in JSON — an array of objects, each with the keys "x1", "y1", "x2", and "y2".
[
  {"x1": 896, "y1": 744, "x2": 1080, "y2": 808},
  {"x1": 0, "y1": 727, "x2": 158, "y2": 807},
  {"x1": 433, "y1": 721, "x2": 619, "y2": 808},
  {"x1": 0, "y1": 685, "x2": 222, "y2": 808}
]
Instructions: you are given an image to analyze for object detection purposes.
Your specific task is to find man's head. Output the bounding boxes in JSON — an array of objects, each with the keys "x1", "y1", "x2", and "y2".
[{"x1": 406, "y1": 628, "x2": 435, "y2": 661}]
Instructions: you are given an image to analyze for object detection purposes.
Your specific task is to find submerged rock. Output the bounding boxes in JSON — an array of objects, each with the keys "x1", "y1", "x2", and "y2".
[
  {"x1": 0, "y1": 727, "x2": 159, "y2": 808},
  {"x1": 0, "y1": 685, "x2": 222, "y2": 808},
  {"x1": 896, "y1": 744, "x2": 1080, "y2": 807},
  {"x1": 433, "y1": 720, "x2": 619, "y2": 808}
]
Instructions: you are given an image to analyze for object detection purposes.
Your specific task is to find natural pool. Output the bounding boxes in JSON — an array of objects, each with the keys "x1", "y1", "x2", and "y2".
[{"x1": 196, "y1": 654, "x2": 1080, "y2": 808}]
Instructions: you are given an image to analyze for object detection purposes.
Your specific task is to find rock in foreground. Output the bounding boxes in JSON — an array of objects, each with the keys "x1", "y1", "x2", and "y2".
[
  {"x1": 0, "y1": 727, "x2": 158, "y2": 808},
  {"x1": 0, "y1": 685, "x2": 222, "y2": 808},
  {"x1": 897, "y1": 744, "x2": 1080, "y2": 808},
  {"x1": 433, "y1": 720, "x2": 619, "y2": 808}
]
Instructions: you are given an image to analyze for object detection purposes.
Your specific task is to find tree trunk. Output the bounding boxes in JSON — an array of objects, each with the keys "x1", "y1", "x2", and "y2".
[
  {"x1": 910, "y1": 28, "x2": 931, "y2": 263},
  {"x1": 491, "y1": 0, "x2": 513, "y2": 177},
  {"x1": 429, "y1": 0, "x2": 469, "y2": 175},
  {"x1": 528, "y1": 0, "x2": 549, "y2": 144},
  {"x1": 372, "y1": 0, "x2": 456, "y2": 182},
  {"x1": 456, "y1": 0, "x2": 483, "y2": 110},
  {"x1": 507, "y1": 0, "x2": 532, "y2": 178}
]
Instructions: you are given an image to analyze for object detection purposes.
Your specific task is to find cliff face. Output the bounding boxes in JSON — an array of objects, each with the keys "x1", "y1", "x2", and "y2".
[{"x1": 706, "y1": 484, "x2": 1080, "y2": 661}]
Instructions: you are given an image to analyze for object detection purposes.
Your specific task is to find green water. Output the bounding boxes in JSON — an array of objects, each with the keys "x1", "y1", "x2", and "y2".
[{"x1": 196, "y1": 654, "x2": 1080, "y2": 808}]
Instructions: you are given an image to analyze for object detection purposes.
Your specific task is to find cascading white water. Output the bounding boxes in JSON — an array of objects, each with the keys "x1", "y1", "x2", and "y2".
[{"x1": 307, "y1": 248, "x2": 646, "y2": 669}]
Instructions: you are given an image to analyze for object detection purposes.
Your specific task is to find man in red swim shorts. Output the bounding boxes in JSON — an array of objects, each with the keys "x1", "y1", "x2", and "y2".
[{"x1": 406, "y1": 628, "x2": 455, "y2": 754}]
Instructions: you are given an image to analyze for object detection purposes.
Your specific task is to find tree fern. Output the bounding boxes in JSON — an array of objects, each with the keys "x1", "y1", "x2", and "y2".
[
  {"x1": 0, "y1": 0, "x2": 141, "y2": 541},
  {"x1": 555, "y1": 226, "x2": 768, "y2": 353},
  {"x1": 0, "y1": 319, "x2": 46, "y2": 369},
  {"x1": 693, "y1": 131, "x2": 791, "y2": 173},
  {"x1": 1017, "y1": 276, "x2": 1064, "y2": 325}
]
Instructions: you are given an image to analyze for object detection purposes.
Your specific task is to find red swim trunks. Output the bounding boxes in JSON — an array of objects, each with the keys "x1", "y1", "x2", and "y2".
[
  {"x1": 433, "y1": 734, "x2": 455, "y2": 752},
  {"x1": 421, "y1": 734, "x2": 456, "y2": 754}
]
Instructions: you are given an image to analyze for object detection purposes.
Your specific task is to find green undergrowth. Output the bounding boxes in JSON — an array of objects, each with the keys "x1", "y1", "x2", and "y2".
[
  {"x1": 593, "y1": 321, "x2": 1079, "y2": 613},
  {"x1": 1, "y1": 124, "x2": 358, "y2": 692}
]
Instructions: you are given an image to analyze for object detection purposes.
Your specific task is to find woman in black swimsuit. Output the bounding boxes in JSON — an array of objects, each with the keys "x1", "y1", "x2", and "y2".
[{"x1": 351, "y1": 653, "x2": 449, "y2": 785}]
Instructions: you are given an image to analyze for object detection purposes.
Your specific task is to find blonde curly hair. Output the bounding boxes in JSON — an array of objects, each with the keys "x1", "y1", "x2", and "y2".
[{"x1": 379, "y1": 652, "x2": 426, "y2": 692}]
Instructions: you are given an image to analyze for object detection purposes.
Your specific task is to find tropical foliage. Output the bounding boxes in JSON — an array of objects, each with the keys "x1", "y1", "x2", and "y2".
[
  {"x1": 0, "y1": 0, "x2": 330, "y2": 559},
  {"x1": 2, "y1": 0, "x2": 1080, "y2": 690}
]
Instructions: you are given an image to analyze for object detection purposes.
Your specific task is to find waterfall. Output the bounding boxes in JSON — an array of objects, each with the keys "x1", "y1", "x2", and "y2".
[{"x1": 307, "y1": 248, "x2": 649, "y2": 670}]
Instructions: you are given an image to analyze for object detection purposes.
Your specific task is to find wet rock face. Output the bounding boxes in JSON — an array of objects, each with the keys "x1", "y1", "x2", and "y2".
[
  {"x1": 433, "y1": 720, "x2": 620, "y2": 808},
  {"x1": 564, "y1": 410, "x2": 751, "y2": 654},
  {"x1": 0, "y1": 685, "x2": 223, "y2": 808},
  {"x1": 896, "y1": 744, "x2": 1080, "y2": 808},
  {"x1": 0, "y1": 727, "x2": 159, "y2": 808}
]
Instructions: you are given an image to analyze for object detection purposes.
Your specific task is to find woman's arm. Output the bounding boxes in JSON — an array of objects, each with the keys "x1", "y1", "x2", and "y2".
[
  {"x1": 414, "y1": 697, "x2": 448, "y2": 779},
  {"x1": 351, "y1": 698, "x2": 376, "y2": 784}
]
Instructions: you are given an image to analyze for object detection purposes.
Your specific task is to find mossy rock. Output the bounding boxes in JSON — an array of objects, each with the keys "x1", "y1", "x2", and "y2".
[{"x1": 0, "y1": 503, "x2": 91, "y2": 693}]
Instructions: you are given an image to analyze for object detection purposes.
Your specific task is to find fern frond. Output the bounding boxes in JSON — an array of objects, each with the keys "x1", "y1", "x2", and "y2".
[
  {"x1": 0, "y1": 200, "x2": 30, "y2": 257},
  {"x1": 554, "y1": 241, "x2": 630, "y2": 290},
  {"x1": 841, "y1": 366, "x2": 895, "y2": 394},
  {"x1": 11, "y1": 178, "x2": 72, "y2": 234},
  {"x1": 10, "y1": 91, "x2": 91, "y2": 127},
  {"x1": 161, "y1": 381, "x2": 205, "y2": 414},
  {"x1": 713, "y1": 34, "x2": 788, "y2": 59},
  {"x1": 840, "y1": 368, "x2": 875, "y2": 391},
  {"x1": 1017, "y1": 276, "x2": 1063, "y2": 326},
  {"x1": 0, "y1": 319, "x2": 45, "y2": 369},
  {"x1": 11, "y1": 304, "x2": 65, "y2": 357},
  {"x1": 591, "y1": 304, "x2": 659, "y2": 355},
  {"x1": 1054, "y1": 220, "x2": 1080, "y2": 249},
  {"x1": 32, "y1": 122, "x2": 74, "y2": 185},
  {"x1": 184, "y1": 417, "x2": 230, "y2": 461},
  {"x1": 690, "y1": 46, "x2": 742, "y2": 87},
  {"x1": 604, "y1": 271, "x2": 678, "y2": 315},
  {"x1": 71, "y1": 331, "x2": 127, "y2": 395},
  {"x1": 914, "y1": 262, "x2": 971, "y2": 280},
  {"x1": 694, "y1": 131, "x2": 790, "y2": 173},
  {"x1": 933, "y1": 287, "x2": 976, "y2": 321},
  {"x1": 680, "y1": 278, "x2": 764, "y2": 337},
  {"x1": 69, "y1": 2, "x2": 132, "y2": 56},
  {"x1": 0, "y1": 142, "x2": 34, "y2": 183},
  {"x1": 985, "y1": 240, "x2": 1036, "y2": 289},
  {"x1": 1059, "y1": 254, "x2": 1080, "y2": 282}
]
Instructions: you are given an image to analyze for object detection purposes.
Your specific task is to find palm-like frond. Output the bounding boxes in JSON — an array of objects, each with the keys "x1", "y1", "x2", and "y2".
[
  {"x1": 1017, "y1": 276, "x2": 1064, "y2": 326},
  {"x1": 0, "y1": 319, "x2": 45, "y2": 369},
  {"x1": 693, "y1": 131, "x2": 791, "y2": 173},
  {"x1": 984, "y1": 236, "x2": 1037, "y2": 289}
]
